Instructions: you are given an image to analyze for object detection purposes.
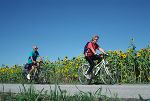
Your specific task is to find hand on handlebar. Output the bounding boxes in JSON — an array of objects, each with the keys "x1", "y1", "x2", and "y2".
[
  {"x1": 95, "y1": 53, "x2": 110, "y2": 57},
  {"x1": 40, "y1": 60, "x2": 45, "y2": 64},
  {"x1": 42, "y1": 61, "x2": 45, "y2": 64},
  {"x1": 105, "y1": 53, "x2": 110, "y2": 56},
  {"x1": 95, "y1": 53, "x2": 100, "y2": 55}
]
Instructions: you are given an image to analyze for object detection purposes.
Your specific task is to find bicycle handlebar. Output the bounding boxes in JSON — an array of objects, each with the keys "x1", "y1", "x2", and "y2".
[
  {"x1": 40, "y1": 61, "x2": 45, "y2": 64},
  {"x1": 96, "y1": 53, "x2": 110, "y2": 57}
]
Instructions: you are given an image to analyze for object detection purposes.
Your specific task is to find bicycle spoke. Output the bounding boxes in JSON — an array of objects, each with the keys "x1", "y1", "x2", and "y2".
[
  {"x1": 78, "y1": 64, "x2": 91, "y2": 85},
  {"x1": 100, "y1": 63, "x2": 118, "y2": 85}
]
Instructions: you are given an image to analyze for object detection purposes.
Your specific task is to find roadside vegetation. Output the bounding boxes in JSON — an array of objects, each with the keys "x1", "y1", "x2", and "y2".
[
  {"x1": 0, "y1": 84, "x2": 148, "y2": 101},
  {"x1": 0, "y1": 38, "x2": 150, "y2": 84}
]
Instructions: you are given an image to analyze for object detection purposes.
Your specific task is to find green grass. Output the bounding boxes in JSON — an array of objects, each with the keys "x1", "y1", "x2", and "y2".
[{"x1": 0, "y1": 84, "x2": 149, "y2": 101}]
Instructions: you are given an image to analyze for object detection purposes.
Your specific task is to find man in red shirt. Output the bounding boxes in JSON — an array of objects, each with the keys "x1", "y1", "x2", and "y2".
[{"x1": 84, "y1": 35, "x2": 108, "y2": 79}]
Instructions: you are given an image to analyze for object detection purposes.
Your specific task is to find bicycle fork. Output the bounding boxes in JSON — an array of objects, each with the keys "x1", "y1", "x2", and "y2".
[
  {"x1": 103, "y1": 61, "x2": 111, "y2": 76},
  {"x1": 104, "y1": 65, "x2": 115, "y2": 81}
]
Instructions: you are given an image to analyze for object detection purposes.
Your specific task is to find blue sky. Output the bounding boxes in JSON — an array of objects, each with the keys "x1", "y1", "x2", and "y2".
[{"x1": 0, "y1": 0, "x2": 150, "y2": 67}]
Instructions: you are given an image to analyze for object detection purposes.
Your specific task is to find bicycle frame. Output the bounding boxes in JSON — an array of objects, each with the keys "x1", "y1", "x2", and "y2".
[
  {"x1": 94, "y1": 59, "x2": 105, "y2": 75},
  {"x1": 79, "y1": 54, "x2": 117, "y2": 85},
  {"x1": 93, "y1": 58, "x2": 110, "y2": 75},
  {"x1": 83, "y1": 55, "x2": 110, "y2": 77}
]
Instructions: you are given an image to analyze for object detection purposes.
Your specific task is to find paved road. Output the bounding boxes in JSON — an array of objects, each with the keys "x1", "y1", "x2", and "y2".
[{"x1": 0, "y1": 84, "x2": 150, "y2": 99}]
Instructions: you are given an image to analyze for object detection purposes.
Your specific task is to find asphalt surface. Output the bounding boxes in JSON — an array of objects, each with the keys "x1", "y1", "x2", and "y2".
[{"x1": 0, "y1": 84, "x2": 150, "y2": 99}]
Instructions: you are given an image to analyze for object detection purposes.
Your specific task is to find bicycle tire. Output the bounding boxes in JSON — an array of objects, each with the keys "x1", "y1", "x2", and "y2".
[
  {"x1": 100, "y1": 63, "x2": 118, "y2": 85},
  {"x1": 78, "y1": 64, "x2": 91, "y2": 85}
]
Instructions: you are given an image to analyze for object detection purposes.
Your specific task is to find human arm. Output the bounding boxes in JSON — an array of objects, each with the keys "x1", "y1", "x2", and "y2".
[
  {"x1": 99, "y1": 48, "x2": 108, "y2": 55},
  {"x1": 90, "y1": 47, "x2": 97, "y2": 55},
  {"x1": 30, "y1": 56, "x2": 36, "y2": 63},
  {"x1": 29, "y1": 50, "x2": 36, "y2": 63},
  {"x1": 39, "y1": 57, "x2": 43, "y2": 62}
]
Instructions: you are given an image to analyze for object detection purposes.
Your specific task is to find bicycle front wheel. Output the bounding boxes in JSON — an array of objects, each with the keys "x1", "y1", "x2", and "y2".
[
  {"x1": 78, "y1": 64, "x2": 91, "y2": 85},
  {"x1": 37, "y1": 71, "x2": 49, "y2": 84},
  {"x1": 100, "y1": 63, "x2": 118, "y2": 85}
]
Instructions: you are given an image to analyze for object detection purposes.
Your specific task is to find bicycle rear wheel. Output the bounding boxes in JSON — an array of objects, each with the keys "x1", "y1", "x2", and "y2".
[
  {"x1": 100, "y1": 63, "x2": 118, "y2": 85},
  {"x1": 78, "y1": 64, "x2": 91, "y2": 85}
]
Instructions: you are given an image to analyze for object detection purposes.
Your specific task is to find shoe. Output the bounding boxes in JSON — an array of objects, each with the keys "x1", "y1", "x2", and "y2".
[
  {"x1": 85, "y1": 74, "x2": 91, "y2": 79},
  {"x1": 27, "y1": 74, "x2": 30, "y2": 80}
]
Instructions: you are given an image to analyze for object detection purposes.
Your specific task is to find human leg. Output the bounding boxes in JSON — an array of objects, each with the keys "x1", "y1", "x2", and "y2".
[
  {"x1": 85, "y1": 56, "x2": 95, "y2": 74},
  {"x1": 27, "y1": 63, "x2": 34, "y2": 80},
  {"x1": 92, "y1": 55, "x2": 102, "y2": 64},
  {"x1": 29, "y1": 66, "x2": 34, "y2": 74},
  {"x1": 37, "y1": 62, "x2": 41, "y2": 72}
]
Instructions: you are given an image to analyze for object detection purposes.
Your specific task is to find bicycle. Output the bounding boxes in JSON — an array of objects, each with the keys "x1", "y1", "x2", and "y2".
[
  {"x1": 78, "y1": 54, "x2": 118, "y2": 85},
  {"x1": 23, "y1": 61, "x2": 49, "y2": 84}
]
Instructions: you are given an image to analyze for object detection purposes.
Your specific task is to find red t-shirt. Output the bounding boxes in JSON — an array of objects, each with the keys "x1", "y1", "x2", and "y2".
[{"x1": 85, "y1": 42, "x2": 100, "y2": 56}]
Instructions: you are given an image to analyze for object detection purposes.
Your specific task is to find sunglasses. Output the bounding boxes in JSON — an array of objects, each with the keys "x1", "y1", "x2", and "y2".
[
  {"x1": 94, "y1": 39, "x2": 98, "y2": 40},
  {"x1": 34, "y1": 48, "x2": 38, "y2": 49}
]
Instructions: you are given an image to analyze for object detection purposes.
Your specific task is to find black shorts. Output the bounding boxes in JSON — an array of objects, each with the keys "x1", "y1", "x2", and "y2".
[
  {"x1": 27, "y1": 63, "x2": 37, "y2": 70},
  {"x1": 30, "y1": 62, "x2": 37, "y2": 67}
]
